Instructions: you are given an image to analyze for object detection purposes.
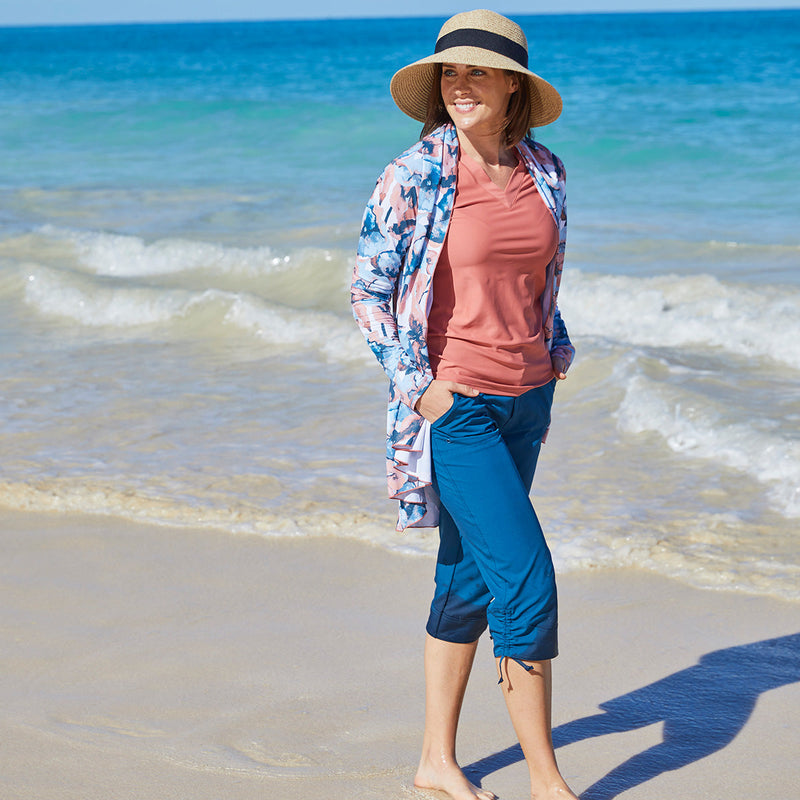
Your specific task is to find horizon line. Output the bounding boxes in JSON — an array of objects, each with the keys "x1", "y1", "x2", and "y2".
[{"x1": 0, "y1": 5, "x2": 797, "y2": 30}]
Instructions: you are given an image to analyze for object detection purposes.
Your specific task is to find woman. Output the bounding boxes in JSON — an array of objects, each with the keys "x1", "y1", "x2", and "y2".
[{"x1": 352, "y1": 10, "x2": 577, "y2": 800}]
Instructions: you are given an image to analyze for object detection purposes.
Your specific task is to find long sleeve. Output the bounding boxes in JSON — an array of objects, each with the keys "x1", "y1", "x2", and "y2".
[{"x1": 351, "y1": 165, "x2": 433, "y2": 411}]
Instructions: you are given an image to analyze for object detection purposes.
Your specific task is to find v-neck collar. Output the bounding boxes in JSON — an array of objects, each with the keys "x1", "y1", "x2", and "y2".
[{"x1": 459, "y1": 151, "x2": 525, "y2": 209}]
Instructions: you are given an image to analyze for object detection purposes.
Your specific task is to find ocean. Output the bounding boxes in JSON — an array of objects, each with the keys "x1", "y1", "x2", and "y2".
[{"x1": 0, "y1": 10, "x2": 798, "y2": 599}]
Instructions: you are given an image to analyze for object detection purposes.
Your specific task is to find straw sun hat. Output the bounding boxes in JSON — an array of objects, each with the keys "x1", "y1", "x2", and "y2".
[{"x1": 390, "y1": 9, "x2": 562, "y2": 128}]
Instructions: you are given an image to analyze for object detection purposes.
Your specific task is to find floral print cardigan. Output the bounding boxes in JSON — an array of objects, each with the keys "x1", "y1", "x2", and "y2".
[{"x1": 352, "y1": 123, "x2": 574, "y2": 531}]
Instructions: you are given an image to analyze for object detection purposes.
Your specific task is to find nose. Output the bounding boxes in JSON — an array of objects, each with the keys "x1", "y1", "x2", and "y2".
[{"x1": 453, "y1": 74, "x2": 469, "y2": 94}]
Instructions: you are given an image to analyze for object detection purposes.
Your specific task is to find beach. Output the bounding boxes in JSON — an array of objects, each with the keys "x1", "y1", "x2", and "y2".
[
  {"x1": 1, "y1": 10, "x2": 799, "y2": 799},
  {"x1": 2, "y1": 510, "x2": 798, "y2": 799}
]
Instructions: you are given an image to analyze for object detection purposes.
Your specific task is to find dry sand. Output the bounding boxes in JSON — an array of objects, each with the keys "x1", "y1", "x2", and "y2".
[{"x1": 2, "y1": 510, "x2": 798, "y2": 799}]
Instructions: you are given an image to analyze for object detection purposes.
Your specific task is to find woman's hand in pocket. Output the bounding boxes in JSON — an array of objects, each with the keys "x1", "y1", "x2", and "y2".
[
  {"x1": 415, "y1": 380, "x2": 478, "y2": 423},
  {"x1": 551, "y1": 354, "x2": 569, "y2": 381}
]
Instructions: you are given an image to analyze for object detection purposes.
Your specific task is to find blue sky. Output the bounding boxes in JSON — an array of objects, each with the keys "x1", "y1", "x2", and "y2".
[{"x1": 1, "y1": 0, "x2": 798, "y2": 25}]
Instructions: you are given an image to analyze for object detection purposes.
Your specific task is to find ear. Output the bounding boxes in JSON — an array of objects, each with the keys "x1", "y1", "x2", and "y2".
[{"x1": 507, "y1": 74, "x2": 519, "y2": 93}]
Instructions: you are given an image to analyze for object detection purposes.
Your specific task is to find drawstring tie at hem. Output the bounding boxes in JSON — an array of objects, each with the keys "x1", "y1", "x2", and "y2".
[{"x1": 497, "y1": 655, "x2": 537, "y2": 685}]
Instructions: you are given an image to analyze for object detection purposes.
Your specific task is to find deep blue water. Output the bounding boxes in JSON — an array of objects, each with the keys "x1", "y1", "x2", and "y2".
[{"x1": 1, "y1": 10, "x2": 798, "y2": 250}]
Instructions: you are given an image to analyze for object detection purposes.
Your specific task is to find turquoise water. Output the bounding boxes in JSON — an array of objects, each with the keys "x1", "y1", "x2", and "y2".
[
  {"x1": 3, "y1": 12, "x2": 799, "y2": 250},
  {"x1": 0, "y1": 11, "x2": 798, "y2": 598}
]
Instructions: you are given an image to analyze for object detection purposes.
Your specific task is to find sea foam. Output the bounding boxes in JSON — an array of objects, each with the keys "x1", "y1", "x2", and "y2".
[
  {"x1": 560, "y1": 270, "x2": 800, "y2": 370},
  {"x1": 38, "y1": 225, "x2": 299, "y2": 277},
  {"x1": 616, "y1": 372, "x2": 800, "y2": 518},
  {"x1": 23, "y1": 262, "x2": 367, "y2": 361}
]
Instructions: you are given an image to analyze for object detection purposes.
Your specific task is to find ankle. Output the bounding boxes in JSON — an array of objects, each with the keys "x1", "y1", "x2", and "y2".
[
  {"x1": 529, "y1": 777, "x2": 578, "y2": 800},
  {"x1": 415, "y1": 753, "x2": 459, "y2": 780},
  {"x1": 418, "y1": 744, "x2": 459, "y2": 769}
]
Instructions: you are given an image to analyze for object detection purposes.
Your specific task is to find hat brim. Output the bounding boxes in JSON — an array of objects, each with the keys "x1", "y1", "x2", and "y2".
[{"x1": 390, "y1": 47, "x2": 562, "y2": 128}]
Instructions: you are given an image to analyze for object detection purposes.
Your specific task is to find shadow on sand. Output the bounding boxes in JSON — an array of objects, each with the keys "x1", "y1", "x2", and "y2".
[{"x1": 464, "y1": 633, "x2": 800, "y2": 799}]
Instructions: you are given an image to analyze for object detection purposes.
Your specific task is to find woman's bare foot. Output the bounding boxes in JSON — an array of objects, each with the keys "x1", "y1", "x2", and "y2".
[
  {"x1": 414, "y1": 757, "x2": 497, "y2": 800},
  {"x1": 529, "y1": 778, "x2": 579, "y2": 800}
]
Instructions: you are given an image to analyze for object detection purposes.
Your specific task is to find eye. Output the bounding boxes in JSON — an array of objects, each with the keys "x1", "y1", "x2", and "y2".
[
  {"x1": 442, "y1": 68, "x2": 456, "y2": 77},
  {"x1": 470, "y1": 69, "x2": 486, "y2": 76}
]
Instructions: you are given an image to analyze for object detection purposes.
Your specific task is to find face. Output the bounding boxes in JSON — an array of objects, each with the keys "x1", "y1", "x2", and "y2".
[{"x1": 440, "y1": 63, "x2": 518, "y2": 137}]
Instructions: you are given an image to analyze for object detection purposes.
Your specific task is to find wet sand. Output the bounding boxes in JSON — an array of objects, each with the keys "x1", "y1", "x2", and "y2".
[{"x1": 2, "y1": 510, "x2": 798, "y2": 799}]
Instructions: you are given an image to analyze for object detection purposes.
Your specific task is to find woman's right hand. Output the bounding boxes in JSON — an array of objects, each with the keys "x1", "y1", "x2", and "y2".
[{"x1": 415, "y1": 379, "x2": 479, "y2": 424}]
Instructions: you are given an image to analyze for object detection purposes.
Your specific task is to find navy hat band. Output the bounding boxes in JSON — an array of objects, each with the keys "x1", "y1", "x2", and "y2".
[{"x1": 434, "y1": 28, "x2": 528, "y2": 70}]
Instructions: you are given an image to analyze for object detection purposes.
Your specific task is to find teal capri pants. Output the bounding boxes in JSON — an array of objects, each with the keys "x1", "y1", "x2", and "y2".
[{"x1": 426, "y1": 380, "x2": 558, "y2": 662}]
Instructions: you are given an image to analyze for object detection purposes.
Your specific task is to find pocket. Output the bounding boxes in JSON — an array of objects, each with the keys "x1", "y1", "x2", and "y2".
[
  {"x1": 520, "y1": 381, "x2": 555, "y2": 437},
  {"x1": 430, "y1": 392, "x2": 461, "y2": 428}
]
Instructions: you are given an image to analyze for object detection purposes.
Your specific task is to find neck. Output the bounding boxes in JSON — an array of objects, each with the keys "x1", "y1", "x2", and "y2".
[{"x1": 455, "y1": 128, "x2": 515, "y2": 168}]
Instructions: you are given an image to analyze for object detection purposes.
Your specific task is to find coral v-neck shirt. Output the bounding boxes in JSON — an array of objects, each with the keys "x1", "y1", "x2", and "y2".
[{"x1": 427, "y1": 151, "x2": 559, "y2": 395}]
